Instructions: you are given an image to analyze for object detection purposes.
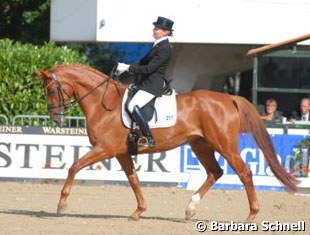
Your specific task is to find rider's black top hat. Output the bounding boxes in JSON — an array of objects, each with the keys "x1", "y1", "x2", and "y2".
[{"x1": 153, "y1": 16, "x2": 174, "y2": 31}]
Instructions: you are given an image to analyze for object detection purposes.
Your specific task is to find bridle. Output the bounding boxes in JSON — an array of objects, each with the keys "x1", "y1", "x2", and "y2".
[{"x1": 44, "y1": 69, "x2": 120, "y2": 117}]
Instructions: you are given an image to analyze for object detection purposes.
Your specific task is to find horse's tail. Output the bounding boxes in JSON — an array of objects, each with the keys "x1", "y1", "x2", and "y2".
[{"x1": 231, "y1": 95, "x2": 298, "y2": 193}]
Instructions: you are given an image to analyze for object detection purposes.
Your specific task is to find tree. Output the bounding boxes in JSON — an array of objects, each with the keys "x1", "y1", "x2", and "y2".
[
  {"x1": 0, "y1": 0, "x2": 50, "y2": 44},
  {"x1": 0, "y1": 0, "x2": 123, "y2": 73}
]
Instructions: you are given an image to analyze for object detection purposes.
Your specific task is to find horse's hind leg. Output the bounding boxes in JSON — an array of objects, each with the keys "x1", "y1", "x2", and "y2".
[
  {"x1": 116, "y1": 155, "x2": 147, "y2": 220},
  {"x1": 220, "y1": 149, "x2": 259, "y2": 222},
  {"x1": 185, "y1": 137, "x2": 223, "y2": 220}
]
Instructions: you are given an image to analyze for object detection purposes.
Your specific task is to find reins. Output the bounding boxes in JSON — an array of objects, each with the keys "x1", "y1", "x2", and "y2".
[
  {"x1": 100, "y1": 64, "x2": 122, "y2": 111},
  {"x1": 45, "y1": 65, "x2": 121, "y2": 114}
]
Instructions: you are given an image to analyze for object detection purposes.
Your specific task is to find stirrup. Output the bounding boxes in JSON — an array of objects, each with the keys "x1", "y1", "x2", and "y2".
[{"x1": 138, "y1": 136, "x2": 155, "y2": 149}]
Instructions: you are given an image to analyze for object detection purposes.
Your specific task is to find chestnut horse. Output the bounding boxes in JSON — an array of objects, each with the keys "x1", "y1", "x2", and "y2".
[{"x1": 35, "y1": 64, "x2": 297, "y2": 222}]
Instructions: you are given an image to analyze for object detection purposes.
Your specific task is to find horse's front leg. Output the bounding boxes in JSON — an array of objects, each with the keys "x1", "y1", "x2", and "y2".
[
  {"x1": 116, "y1": 154, "x2": 147, "y2": 220},
  {"x1": 57, "y1": 146, "x2": 109, "y2": 214}
]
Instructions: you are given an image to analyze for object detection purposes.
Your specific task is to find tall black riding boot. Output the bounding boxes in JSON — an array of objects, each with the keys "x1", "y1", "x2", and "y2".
[{"x1": 132, "y1": 105, "x2": 155, "y2": 148}]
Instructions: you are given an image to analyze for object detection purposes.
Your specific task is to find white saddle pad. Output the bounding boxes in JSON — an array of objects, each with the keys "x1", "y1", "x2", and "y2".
[{"x1": 122, "y1": 89, "x2": 177, "y2": 129}]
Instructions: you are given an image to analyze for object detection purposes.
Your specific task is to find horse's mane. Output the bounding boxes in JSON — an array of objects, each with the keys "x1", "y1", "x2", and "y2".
[
  {"x1": 51, "y1": 63, "x2": 109, "y2": 79},
  {"x1": 51, "y1": 63, "x2": 127, "y2": 89}
]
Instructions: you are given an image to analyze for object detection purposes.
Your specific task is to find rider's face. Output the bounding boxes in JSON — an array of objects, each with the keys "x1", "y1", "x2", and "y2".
[{"x1": 152, "y1": 27, "x2": 169, "y2": 40}]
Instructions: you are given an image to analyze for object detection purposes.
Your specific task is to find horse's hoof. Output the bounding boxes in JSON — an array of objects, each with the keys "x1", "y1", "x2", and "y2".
[
  {"x1": 185, "y1": 200, "x2": 197, "y2": 220},
  {"x1": 185, "y1": 208, "x2": 196, "y2": 220},
  {"x1": 245, "y1": 214, "x2": 256, "y2": 223},
  {"x1": 130, "y1": 213, "x2": 140, "y2": 221},
  {"x1": 129, "y1": 206, "x2": 146, "y2": 221},
  {"x1": 57, "y1": 203, "x2": 68, "y2": 214}
]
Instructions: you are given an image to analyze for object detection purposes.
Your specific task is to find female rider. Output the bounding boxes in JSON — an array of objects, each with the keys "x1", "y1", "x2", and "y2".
[{"x1": 116, "y1": 16, "x2": 174, "y2": 148}]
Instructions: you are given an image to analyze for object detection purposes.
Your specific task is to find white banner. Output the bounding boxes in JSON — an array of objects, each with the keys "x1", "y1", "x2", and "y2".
[
  {"x1": 0, "y1": 131, "x2": 189, "y2": 183},
  {"x1": 0, "y1": 126, "x2": 309, "y2": 192}
]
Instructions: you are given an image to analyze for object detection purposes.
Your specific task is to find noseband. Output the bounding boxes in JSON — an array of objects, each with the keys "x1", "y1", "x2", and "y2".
[{"x1": 45, "y1": 72, "x2": 113, "y2": 117}]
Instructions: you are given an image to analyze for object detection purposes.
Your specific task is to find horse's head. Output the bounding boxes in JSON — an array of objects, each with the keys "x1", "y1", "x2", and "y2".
[{"x1": 35, "y1": 69, "x2": 74, "y2": 126}]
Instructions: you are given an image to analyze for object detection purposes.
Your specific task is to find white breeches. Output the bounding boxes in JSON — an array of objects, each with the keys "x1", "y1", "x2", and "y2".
[{"x1": 127, "y1": 90, "x2": 155, "y2": 113}]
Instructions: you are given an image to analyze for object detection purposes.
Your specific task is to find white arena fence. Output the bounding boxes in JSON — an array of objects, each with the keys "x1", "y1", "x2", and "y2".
[
  {"x1": 0, "y1": 114, "x2": 9, "y2": 125},
  {"x1": 11, "y1": 115, "x2": 86, "y2": 127}
]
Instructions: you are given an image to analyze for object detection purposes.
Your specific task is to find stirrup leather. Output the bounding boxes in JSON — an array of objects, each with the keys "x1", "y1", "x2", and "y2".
[{"x1": 131, "y1": 105, "x2": 155, "y2": 148}]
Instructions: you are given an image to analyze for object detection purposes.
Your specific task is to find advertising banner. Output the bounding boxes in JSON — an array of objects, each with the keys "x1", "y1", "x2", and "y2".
[
  {"x1": 181, "y1": 134, "x2": 310, "y2": 191},
  {"x1": 0, "y1": 126, "x2": 309, "y2": 191},
  {"x1": 0, "y1": 126, "x2": 189, "y2": 183}
]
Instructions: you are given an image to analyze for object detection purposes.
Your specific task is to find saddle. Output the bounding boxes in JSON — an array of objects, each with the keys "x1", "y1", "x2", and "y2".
[
  {"x1": 122, "y1": 85, "x2": 177, "y2": 129},
  {"x1": 122, "y1": 84, "x2": 177, "y2": 155}
]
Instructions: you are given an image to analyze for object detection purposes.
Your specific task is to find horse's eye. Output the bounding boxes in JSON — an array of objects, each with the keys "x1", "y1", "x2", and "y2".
[{"x1": 47, "y1": 89, "x2": 56, "y2": 96}]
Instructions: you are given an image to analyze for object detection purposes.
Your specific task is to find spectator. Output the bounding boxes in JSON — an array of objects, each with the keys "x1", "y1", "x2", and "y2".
[
  {"x1": 291, "y1": 98, "x2": 310, "y2": 122},
  {"x1": 260, "y1": 99, "x2": 283, "y2": 122}
]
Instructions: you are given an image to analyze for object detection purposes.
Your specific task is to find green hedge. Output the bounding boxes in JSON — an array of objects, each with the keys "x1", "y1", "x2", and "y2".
[{"x1": 0, "y1": 39, "x2": 87, "y2": 123}]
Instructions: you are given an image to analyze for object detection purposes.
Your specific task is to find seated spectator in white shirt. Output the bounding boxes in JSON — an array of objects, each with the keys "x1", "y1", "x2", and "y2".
[
  {"x1": 290, "y1": 98, "x2": 310, "y2": 122},
  {"x1": 299, "y1": 98, "x2": 310, "y2": 121}
]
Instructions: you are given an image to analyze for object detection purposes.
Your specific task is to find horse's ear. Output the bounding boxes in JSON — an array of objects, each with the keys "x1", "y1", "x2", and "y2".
[{"x1": 35, "y1": 70, "x2": 50, "y2": 79}]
